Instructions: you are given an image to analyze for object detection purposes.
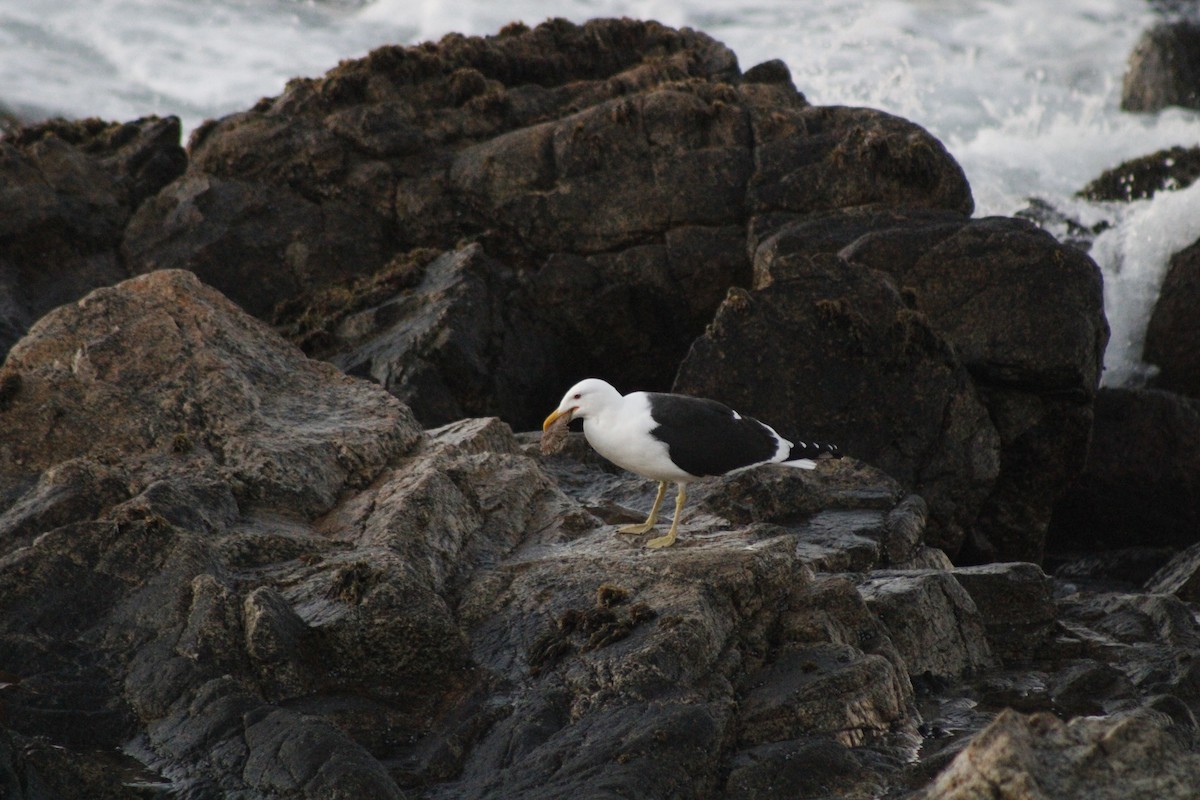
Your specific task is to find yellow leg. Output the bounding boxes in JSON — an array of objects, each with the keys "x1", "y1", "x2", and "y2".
[
  {"x1": 619, "y1": 481, "x2": 668, "y2": 535},
  {"x1": 647, "y1": 483, "x2": 686, "y2": 548}
]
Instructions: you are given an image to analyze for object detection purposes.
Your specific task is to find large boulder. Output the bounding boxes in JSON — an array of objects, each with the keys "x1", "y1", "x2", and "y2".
[
  {"x1": 674, "y1": 250, "x2": 997, "y2": 557},
  {"x1": 123, "y1": 18, "x2": 972, "y2": 430},
  {"x1": 676, "y1": 212, "x2": 1107, "y2": 562},
  {"x1": 847, "y1": 217, "x2": 1106, "y2": 396},
  {"x1": 844, "y1": 216, "x2": 1106, "y2": 563},
  {"x1": 0, "y1": 272, "x2": 431, "y2": 796},
  {"x1": 0, "y1": 116, "x2": 185, "y2": 360},
  {"x1": 122, "y1": 21, "x2": 761, "y2": 426},
  {"x1": 0, "y1": 269, "x2": 415, "y2": 518},
  {"x1": 1122, "y1": 20, "x2": 1200, "y2": 112}
]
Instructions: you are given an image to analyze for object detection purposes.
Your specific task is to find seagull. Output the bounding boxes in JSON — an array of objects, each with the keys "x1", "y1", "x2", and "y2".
[{"x1": 543, "y1": 378, "x2": 841, "y2": 548}]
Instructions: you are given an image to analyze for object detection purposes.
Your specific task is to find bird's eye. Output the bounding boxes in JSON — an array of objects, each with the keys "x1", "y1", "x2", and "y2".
[{"x1": 572, "y1": 393, "x2": 581, "y2": 400}]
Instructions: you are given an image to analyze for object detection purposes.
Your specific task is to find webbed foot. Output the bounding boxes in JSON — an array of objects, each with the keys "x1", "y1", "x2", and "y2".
[{"x1": 646, "y1": 531, "x2": 678, "y2": 548}]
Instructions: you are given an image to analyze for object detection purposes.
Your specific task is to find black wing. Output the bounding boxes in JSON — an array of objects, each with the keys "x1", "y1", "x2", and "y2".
[{"x1": 645, "y1": 393, "x2": 779, "y2": 477}]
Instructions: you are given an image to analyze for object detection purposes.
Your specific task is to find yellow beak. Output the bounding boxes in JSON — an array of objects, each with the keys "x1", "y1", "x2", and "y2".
[{"x1": 542, "y1": 407, "x2": 575, "y2": 431}]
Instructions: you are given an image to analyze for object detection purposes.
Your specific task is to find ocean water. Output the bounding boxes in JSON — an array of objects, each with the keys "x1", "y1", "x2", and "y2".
[{"x1": 3, "y1": 0, "x2": 1198, "y2": 384}]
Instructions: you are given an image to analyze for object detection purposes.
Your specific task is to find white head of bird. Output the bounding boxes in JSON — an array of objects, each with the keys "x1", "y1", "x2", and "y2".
[{"x1": 543, "y1": 378, "x2": 622, "y2": 429}]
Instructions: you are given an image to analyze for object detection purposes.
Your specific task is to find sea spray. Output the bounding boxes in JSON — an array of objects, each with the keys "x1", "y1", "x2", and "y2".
[{"x1": 1092, "y1": 179, "x2": 1200, "y2": 387}]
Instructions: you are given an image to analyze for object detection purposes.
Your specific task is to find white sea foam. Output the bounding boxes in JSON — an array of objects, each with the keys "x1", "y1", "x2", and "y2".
[
  {"x1": 2, "y1": 0, "x2": 1199, "y2": 383},
  {"x1": 0, "y1": 0, "x2": 417, "y2": 128},
  {"x1": 1092, "y1": 180, "x2": 1200, "y2": 387}
]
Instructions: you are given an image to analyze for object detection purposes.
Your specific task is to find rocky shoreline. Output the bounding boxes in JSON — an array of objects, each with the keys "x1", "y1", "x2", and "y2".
[{"x1": 3, "y1": 16, "x2": 1200, "y2": 800}]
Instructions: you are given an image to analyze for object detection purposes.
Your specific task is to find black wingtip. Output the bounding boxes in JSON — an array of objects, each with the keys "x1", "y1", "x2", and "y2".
[{"x1": 789, "y1": 440, "x2": 843, "y2": 460}]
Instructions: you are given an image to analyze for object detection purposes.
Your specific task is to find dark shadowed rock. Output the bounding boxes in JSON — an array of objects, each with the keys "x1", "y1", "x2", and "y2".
[
  {"x1": 1053, "y1": 590, "x2": 1200, "y2": 716},
  {"x1": 843, "y1": 215, "x2": 1108, "y2": 564},
  {"x1": 519, "y1": 224, "x2": 753, "y2": 420},
  {"x1": 1051, "y1": 546, "x2": 1179, "y2": 592},
  {"x1": 1050, "y1": 388, "x2": 1200, "y2": 551},
  {"x1": 123, "y1": 173, "x2": 389, "y2": 319},
  {"x1": 1047, "y1": 659, "x2": 1137, "y2": 718},
  {"x1": 0, "y1": 726, "x2": 160, "y2": 800},
  {"x1": 965, "y1": 387, "x2": 1096, "y2": 565},
  {"x1": 0, "y1": 116, "x2": 185, "y2": 360},
  {"x1": 276, "y1": 230, "x2": 751, "y2": 430},
  {"x1": 674, "y1": 251, "x2": 999, "y2": 557},
  {"x1": 1145, "y1": 238, "x2": 1200, "y2": 399},
  {"x1": 1122, "y1": 20, "x2": 1200, "y2": 112},
  {"x1": 952, "y1": 563, "x2": 1056, "y2": 664},
  {"x1": 723, "y1": 737, "x2": 887, "y2": 800},
  {"x1": 862, "y1": 217, "x2": 1107, "y2": 395},
  {"x1": 5, "y1": 116, "x2": 186, "y2": 211},
  {"x1": 747, "y1": 205, "x2": 966, "y2": 283},
  {"x1": 280, "y1": 244, "x2": 553, "y2": 426},
  {"x1": 917, "y1": 708, "x2": 1200, "y2": 799},
  {"x1": 690, "y1": 209, "x2": 1106, "y2": 564}
]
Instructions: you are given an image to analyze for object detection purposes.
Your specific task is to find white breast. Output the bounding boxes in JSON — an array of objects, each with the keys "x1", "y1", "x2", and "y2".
[{"x1": 582, "y1": 392, "x2": 696, "y2": 482}]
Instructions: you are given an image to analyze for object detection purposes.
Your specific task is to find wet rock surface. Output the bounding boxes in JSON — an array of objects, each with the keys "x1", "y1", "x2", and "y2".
[{"x1": 0, "y1": 15, "x2": 1193, "y2": 800}]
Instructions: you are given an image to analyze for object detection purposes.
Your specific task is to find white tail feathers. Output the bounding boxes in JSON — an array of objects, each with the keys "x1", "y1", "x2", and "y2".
[{"x1": 780, "y1": 458, "x2": 817, "y2": 470}]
